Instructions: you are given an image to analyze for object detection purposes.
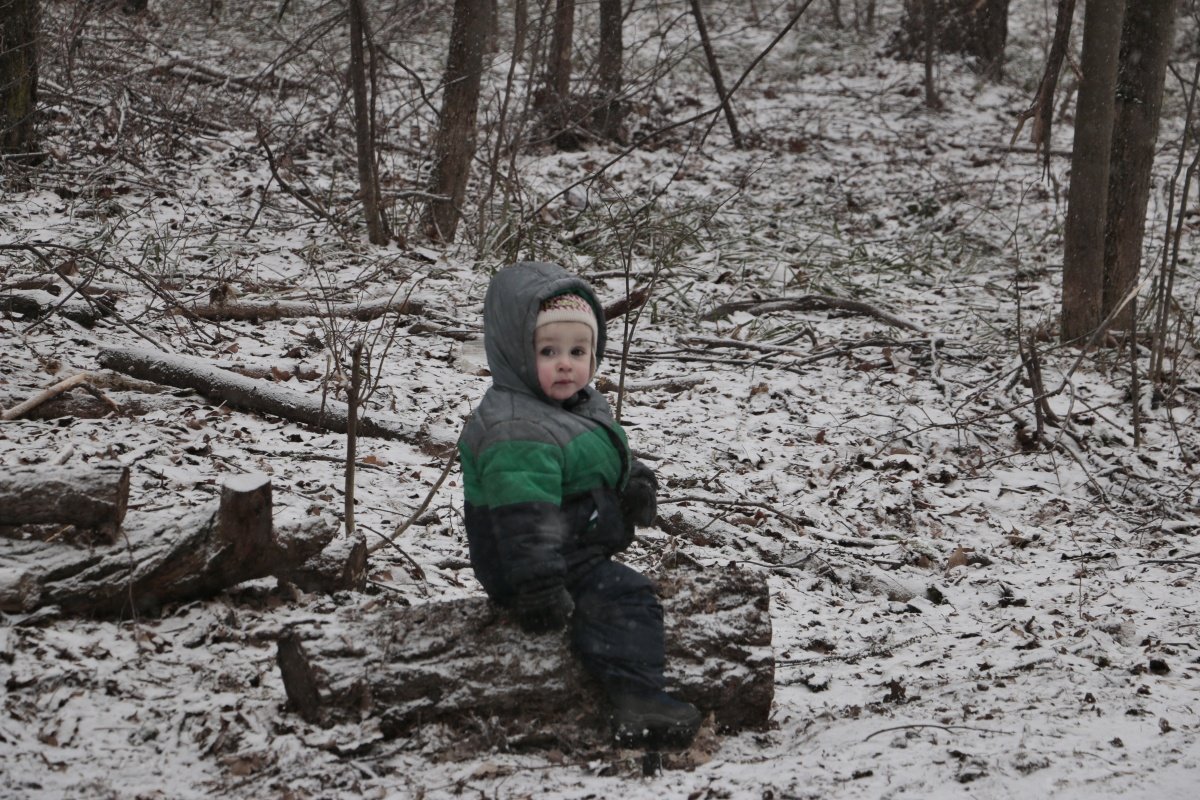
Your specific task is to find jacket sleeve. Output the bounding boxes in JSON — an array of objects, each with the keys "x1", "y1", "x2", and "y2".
[{"x1": 476, "y1": 420, "x2": 568, "y2": 590}]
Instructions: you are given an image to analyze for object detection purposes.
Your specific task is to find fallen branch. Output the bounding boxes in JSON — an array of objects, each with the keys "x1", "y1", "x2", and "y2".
[
  {"x1": 603, "y1": 287, "x2": 650, "y2": 321},
  {"x1": 702, "y1": 294, "x2": 929, "y2": 334},
  {"x1": 2, "y1": 372, "x2": 93, "y2": 421},
  {"x1": 184, "y1": 295, "x2": 424, "y2": 322}
]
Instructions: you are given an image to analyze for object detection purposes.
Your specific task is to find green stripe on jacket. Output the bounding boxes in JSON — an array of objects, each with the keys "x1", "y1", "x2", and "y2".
[{"x1": 460, "y1": 423, "x2": 626, "y2": 509}]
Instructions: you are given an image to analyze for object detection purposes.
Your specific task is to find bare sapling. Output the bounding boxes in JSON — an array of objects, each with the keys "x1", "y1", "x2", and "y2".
[{"x1": 345, "y1": 342, "x2": 366, "y2": 536}]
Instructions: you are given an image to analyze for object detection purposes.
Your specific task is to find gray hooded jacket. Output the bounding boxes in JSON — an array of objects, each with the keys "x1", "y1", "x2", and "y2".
[{"x1": 458, "y1": 262, "x2": 632, "y2": 599}]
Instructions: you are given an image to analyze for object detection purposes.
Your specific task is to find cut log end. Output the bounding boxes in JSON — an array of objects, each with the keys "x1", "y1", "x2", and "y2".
[{"x1": 277, "y1": 633, "x2": 323, "y2": 724}]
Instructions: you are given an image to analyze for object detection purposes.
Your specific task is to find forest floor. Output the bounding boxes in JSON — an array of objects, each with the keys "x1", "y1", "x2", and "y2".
[{"x1": 2, "y1": 1, "x2": 1198, "y2": 798}]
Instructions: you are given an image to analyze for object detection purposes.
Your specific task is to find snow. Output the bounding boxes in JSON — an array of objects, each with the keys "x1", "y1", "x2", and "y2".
[{"x1": 2, "y1": 0, "x2": 1199, "y2": 798}]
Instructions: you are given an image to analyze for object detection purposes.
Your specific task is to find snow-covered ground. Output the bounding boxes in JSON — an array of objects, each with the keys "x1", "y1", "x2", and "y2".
[{"x1": 2, "y1": 2, "x2": 1198, "y2": 797}]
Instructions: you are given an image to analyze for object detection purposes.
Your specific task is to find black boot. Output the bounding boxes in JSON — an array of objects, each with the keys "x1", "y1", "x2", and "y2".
[{"x1": 608, "y1": 688, "x2": 702, "y2": 749}]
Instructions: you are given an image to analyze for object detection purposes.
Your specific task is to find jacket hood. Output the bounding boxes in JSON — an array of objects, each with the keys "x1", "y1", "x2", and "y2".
[{"x1": 483, "y1": 261, "x2": 607, "y2": 399}]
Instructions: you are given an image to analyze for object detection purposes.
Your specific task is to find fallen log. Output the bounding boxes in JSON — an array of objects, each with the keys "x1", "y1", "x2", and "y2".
[
  {"x1": 183, "y1": 295, "x2": 424, "y2": 322},
  {"x1": 277, "y1": 564, "x2": 772, "y2": 750},
  {"x1": 0, "y1": 474, "x2": 337, "y2": 617},
  {"x1": 0, "y1": 463, "x2": 129, "y2": 544},
  {"x1": 0, "y1": 288, "x2": 110, "y2": 327},
  {"x1": 702, "y1": 294, "x2": 930, "y2": 334},
  {"x1": 97, "y1": 345, "x2": 437, "y2": 447}
]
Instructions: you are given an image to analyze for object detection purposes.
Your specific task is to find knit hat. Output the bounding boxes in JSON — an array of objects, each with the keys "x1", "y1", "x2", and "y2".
[
  {"x1": 536, "y1": 293, "x2": 598, "y2": 348},
  {"x1": 536, "y1": 293, "x2": 599, "y2": 378}
]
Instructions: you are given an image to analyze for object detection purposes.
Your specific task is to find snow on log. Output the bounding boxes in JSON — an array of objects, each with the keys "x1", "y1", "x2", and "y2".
[
  {"x1": 96, "y1": 345, "x2": 439, "y2": 447},
  {"x1": 0, "y1": 463, "x2": 129, "y2": 544},
  {"x1": 0, "y1": 475, "x2": 337, "y2": 617},
  {"x1": 0, "y1": 289, "x2": 110, "y2": 327},
  {"x1": 0, "y1": 567, "x2": 40, "y2": 613},
  {"x1": 277, "y1": 564, "x2": 772, "y2": 747},
  {"x1": 184, "y1": 295, "x2": 424, "y2": 322}
]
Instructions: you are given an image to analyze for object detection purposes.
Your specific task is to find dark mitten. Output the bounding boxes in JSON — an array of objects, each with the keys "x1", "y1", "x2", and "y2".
[
  {"x1": 621, "y1": 460, "x2": 658, "y2": 528},
  {"x1": 514, "y1": 583, "x2": 574, "y2": 634}
]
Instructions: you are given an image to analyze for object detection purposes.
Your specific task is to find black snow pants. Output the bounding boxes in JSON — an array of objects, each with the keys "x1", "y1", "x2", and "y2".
[{"x1": 468, "y1": 487, "x2": 666, "y2": 695}]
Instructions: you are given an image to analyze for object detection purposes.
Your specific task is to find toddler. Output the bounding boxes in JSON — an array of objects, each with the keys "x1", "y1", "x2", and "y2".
[{"x1": 458, "y1": 261, "x2": 700, "y2": 747}]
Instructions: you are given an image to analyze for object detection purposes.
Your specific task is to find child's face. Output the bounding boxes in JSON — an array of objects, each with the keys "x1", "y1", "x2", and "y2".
[{"x1": 535, "y1": 321, "x2": 594, "y2": 401}]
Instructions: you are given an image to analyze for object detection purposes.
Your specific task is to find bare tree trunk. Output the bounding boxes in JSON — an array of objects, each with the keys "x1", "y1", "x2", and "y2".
[
  {"x1": 689, "y1": 0, "x2": 743, "y2": 147},
  {"x1": 513, "y1": 0, "x2": 528, "y2": 58},
  {"x1": 545, "y1": 0, "x2": 575, "y2": 106},
  {"x1": 922, "y1": 0, "x2": 940, "y2": 109},
  {"x1": 595, "y1": 0, "x2": 624, "y2": 140},
  {"x1": 1062, "y1": 0, "x2": 1126, "y2": 344},
  {"x1": 423, "y1": 0, "x2": 490, "y2": 242},
  {"x1": 0, "y1": 0, "x2": 39, "y2": 157},
  {"x1": 348, "y1": 0, "x2": 388, "y2": 245},
  {"x1": 1102, "y1": 0, "x2": 1180, "y2": 331}
]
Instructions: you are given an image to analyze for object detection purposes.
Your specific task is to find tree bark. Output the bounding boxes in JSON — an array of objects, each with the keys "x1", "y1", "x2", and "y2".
[
  {"x1": 0, "y1": 475, "x2": 337, "y2": 617},
  {"x1": 1062, "y1": 0, "x2": 1126, "y2": 344},
  {"x1": 348, "y1": 0, "x2": 388, "y2": 245},
  {"x1": 1102, "y1": 0, "x2": 1180, "y2": 331},
  {"x1": 423, "y1": 0, "x2": 490, "y2": 242},
  {"x1": 0, "y1": 0, "x2": 39, "y2": 157},
  {"x1": 0, "y1": 463, "x2": 129, "y2": 544},
  {"x1": 276, "y1": 564, "x2": 773, "y2": 747},
  {"x1": 96, "y1": 345, "x2": 432, "y2": 447}
]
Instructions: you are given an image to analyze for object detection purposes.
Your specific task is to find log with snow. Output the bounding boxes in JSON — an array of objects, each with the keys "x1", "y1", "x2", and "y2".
[
  {"x1": 276, "y1": 563, "x2": 773, "y2": 748},
  {"x1": 96, "y1": 345, "x2": 426, "y2": 445},
  {"x1": 0, "y1": 463, "x2": 130, "y2": 543},
  {"x1": 0, "y1": 474, "x2": 337, "y2": 616}
]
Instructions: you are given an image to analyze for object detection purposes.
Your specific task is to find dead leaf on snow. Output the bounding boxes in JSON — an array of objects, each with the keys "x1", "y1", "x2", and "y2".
[{"x1": 945, "y1": 546, "x2": 971, "y2": 573}]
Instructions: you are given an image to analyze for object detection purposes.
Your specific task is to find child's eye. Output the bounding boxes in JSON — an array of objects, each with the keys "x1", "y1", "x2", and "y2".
[
  {"x1": 571, "y1": 347, "x2": 587, "y2": 357},
  {"x1": 539, "y1": 347, "x2": 555, "y2": 357}
]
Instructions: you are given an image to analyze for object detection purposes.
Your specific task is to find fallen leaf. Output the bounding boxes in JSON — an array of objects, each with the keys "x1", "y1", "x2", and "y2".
[{"x1": 946, "y1": 546, "x2": 971, "y2": 572}]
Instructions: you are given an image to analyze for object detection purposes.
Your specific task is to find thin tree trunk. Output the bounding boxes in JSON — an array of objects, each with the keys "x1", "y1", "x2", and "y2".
[
  {"x1": 348, "y1": 0, "x2": 388, "y2": 245},
  {"x1": 546, "y1": 0, "x2": 575, "y2": 105},
  {"x1": 595, "y1": 0, "x2": 624, "y2": 140},
  {"x1": 0, "y1": 0, "x2": 39, "y2": 157},
  {"x1": 689, "y1": 0, "x2": 742, "y2": 147},
  {"x1": 1061, "y1": 0, "x2": 1126, "y2": 344},
  {"x1": 1013, "y1": 0, "x2": 1075, "y2": 175},
  {"x1": 1102, "y1": 0, "x2": 1180, "y2": 331},
  {"x1": 423, "y1": 0, "x2": 490, "y2": 242},
  {"x1": 900, "y1": 0, "x2": 1007, "y2": 80},
  {"x1": 513, "y1": 0, "x2": 528, "y2": 58}
]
